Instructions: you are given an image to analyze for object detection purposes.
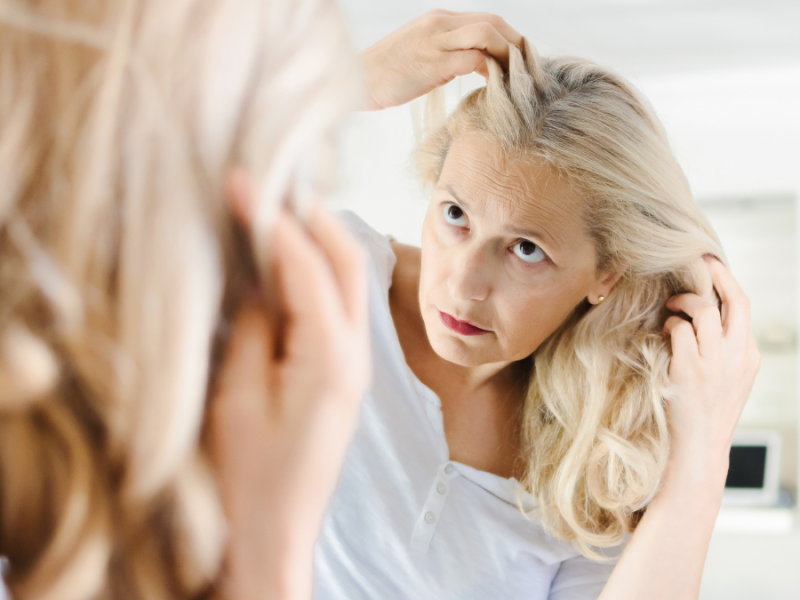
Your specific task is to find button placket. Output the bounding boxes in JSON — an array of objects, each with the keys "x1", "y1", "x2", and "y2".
[{"x1": 410, "y1": 462, "x2": 459, "y2": 553}]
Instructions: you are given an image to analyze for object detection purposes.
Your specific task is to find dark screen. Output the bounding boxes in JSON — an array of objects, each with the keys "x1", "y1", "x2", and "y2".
[{"x1": 725, "y1": 445, "x2": 767, "y2": 489}]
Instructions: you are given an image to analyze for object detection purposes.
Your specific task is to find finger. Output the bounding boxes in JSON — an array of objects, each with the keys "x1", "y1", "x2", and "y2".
[
  {"x1": 303, "y1": 204, "x2": 369, "y2": 325},
  {"x1": 441, "y1": 49, "x2": 488, "y2": 81},
  {"x1": 225, "y1": 168, "x2": 256, "y2": 228},
  {"x1": 445, "y1": 13, "x2": 523, "y2": 47},
  {"x1": 666, "y1": 293, "x2": 722, "y2": 358},
  {"x1": 271, "y1": 209, "x2": 344, "y2": 339},
  {"x1": 663, "y1": 314, "x2": 700, "y2": 364},
  {"x1": 475, "y1": 58, "x2": 489, "y2": 79},
  {"x1": 212, "y1": 301, "x2": 275, "y2": 425},
  {"x1": 703, "y1": 256, "x2": 751, "y2": 338},
  {"x1": 441, "y1": 22, "x2": 515, "y2": 66}
]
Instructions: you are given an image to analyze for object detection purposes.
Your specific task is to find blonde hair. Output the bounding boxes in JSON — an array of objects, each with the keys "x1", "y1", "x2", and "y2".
[
  {"x1": 0, "y1": 0, "x2": 358, "y2": 598},
  {"x1": 416, "y1": 40, "x2": 725, "y2": 558}
]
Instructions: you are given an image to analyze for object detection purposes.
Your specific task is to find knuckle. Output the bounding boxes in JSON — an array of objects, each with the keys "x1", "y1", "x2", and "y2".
[
  {"x1": 664, "y1": 315, "x2": 691, "y2": 334},
  {"x1": 476, "y1": 22, "x2": 495, "y2": 38},
  {"x1": 697, "y1": 305, "x2": 720, "y2": 321},
  {"x1": 458, "y1": 49, "x2": 483, "y2": 67},
  {"x1": 419, "y1": 13, "x2": 443, "y2": 31},
  {"x1": 481, "y1": 12, "x2": 504, "y2": 26}
]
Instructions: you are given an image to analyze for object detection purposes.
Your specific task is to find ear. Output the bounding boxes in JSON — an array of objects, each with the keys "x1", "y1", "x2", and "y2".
[{"x1": 589, "y1": 269, "x2": 624, "y2": 305}]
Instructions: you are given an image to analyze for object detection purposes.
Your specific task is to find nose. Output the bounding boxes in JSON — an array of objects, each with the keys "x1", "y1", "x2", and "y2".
[{"x1": 447, "y1": 243, "x2": 492, "y2": 302}]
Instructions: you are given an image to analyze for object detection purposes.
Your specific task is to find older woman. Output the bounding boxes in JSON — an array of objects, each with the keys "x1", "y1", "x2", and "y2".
[{"x1": 312, "y1": 11, "x2": 760, "y2": 600}]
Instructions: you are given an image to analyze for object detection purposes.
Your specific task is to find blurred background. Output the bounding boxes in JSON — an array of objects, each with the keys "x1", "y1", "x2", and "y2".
[{"x1": 328, "y1": 1, "x2": 800, "y2": 598}]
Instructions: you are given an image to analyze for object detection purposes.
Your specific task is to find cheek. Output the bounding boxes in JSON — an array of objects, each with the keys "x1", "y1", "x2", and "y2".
[
  {"x1": 495, "y1": 287, "x2": 579, "y2": 352},
  {"x1": 419, "y1": 246, "x2": 445, "y2": 304},
  {"x1": 419, "y1": 221, "x2": 448, "y2": 294}
]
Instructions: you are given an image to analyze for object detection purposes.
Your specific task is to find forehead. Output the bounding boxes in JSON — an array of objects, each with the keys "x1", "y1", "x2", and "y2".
[{"x1": 437, "y1": 133, "x2": 589, "y2": 253}]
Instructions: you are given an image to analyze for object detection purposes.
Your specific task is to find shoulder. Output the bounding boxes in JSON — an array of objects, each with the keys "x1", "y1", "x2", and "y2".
[{"x1": 336, "y1": 210, "x2": 396, "y2": 296}]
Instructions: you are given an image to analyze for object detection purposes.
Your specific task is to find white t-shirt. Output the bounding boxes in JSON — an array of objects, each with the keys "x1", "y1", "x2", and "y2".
[{"x1": 312, "y1": 212, "x2": 625, "y2": 600}]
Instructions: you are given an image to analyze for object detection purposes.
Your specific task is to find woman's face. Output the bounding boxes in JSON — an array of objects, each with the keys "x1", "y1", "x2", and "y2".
[{"x1": 419, "y1": 132, "x2": 619, "y2": 368}]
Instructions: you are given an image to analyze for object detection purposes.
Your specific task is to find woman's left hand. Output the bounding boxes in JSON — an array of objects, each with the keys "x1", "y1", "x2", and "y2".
[
  {"x1": 663, "y1": 255, "x2": 761, "y2": 468},
  {"x1": 360, "y1": 10, "x2": 523, "y2": 111}
]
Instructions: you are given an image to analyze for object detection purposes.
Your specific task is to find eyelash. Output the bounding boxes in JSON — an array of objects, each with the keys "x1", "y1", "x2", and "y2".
[{"x1": 440, "y1": 202, "x2": 549, "y2": 266}]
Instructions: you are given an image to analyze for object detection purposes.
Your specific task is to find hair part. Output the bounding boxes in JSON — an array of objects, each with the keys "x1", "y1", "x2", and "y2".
[{"x1": 415, "y1": 39, "x2": 725, "y2": 558}]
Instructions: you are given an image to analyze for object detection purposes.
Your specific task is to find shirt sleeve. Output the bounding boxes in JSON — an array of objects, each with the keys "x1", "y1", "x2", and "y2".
[
  {"x1": 335, "y1": 210, "x2": 397, "y2": 298},
  {"x1": 548, "y1": 538, "x2": 629, "y2": 600}
]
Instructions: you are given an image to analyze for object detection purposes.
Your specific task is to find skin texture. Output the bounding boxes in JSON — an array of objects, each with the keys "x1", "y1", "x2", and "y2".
[{"x1": 390, "y1": 133, "x2": 621, "y2": 478}]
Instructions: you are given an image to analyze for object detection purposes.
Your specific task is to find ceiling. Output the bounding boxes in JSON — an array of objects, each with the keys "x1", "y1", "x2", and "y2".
[{"x1": 337, "y1": 0, "x2": 800, "y2": 81}]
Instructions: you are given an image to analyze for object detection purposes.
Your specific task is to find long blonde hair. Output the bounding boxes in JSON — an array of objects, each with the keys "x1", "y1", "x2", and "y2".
[
  {"x1": 0, "y1": 0, "x2": 358, "y2": 598},
  {"x1": 416, "y1": 40, "x2": 725, "y2": 558}
]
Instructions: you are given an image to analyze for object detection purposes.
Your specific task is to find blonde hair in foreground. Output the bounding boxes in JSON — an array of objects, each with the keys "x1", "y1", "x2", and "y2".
[
  {"x1": 0, "y1": 0, "x2": 358, "y2": 598},
  {"x1": 416, "y1": 39, "x2": 725, "y2": 559}
]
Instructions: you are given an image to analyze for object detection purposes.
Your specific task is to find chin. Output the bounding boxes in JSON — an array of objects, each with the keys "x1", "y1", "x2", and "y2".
[{"x1": 427, "y1": 329, "x2": 494, "y2": 367}]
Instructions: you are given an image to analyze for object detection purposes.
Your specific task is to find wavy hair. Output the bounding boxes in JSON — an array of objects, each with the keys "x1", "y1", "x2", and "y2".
[
  {"x1": 0, "y1": 0, "x2": 358, "y2": 598},
  {"x1": 415, "y1": 39, "x2": 725, "y2": 558}
]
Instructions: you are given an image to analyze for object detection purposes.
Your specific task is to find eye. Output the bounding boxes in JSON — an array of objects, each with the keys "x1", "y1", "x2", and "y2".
[
  {"x1": 443, "y1": 203, "x2": 468, "y2": 227},
  {"x1": 512, "y1": 240, "x2": 546, "y2": 264}
]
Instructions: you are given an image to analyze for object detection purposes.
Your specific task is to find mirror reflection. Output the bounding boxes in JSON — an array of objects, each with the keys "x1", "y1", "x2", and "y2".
[{"x1": 0, "y1": 1, "x2": 796, "y2": 600}]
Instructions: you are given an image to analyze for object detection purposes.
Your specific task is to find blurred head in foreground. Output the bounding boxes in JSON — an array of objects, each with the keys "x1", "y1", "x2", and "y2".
[
  {"x1": 415, "y1": 39, "x2": 724, "y2": 558},
  {"x1": 0, "y1": 0, "x2": 357, "y2": 597}
]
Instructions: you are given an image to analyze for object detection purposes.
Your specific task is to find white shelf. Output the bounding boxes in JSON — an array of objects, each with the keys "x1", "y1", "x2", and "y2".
[{"x1": 714, "y1": 507, "x2": 795, "y2": 535}]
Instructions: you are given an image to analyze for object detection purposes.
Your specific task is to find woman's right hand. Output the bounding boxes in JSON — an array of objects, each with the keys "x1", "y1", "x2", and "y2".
[
  {"x1": 210, "y1": 173, "x2": 371, "y2": 600},
  {"x1": 360, "y1": 10, "x2": 523, "y2": 111}
]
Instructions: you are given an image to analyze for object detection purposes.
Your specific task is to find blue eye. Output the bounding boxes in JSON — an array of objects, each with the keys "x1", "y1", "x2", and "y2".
[
  {"x1": 512, "y1": 240, "x2": 546, "y2": 264},
  {"x1": 443, "y1": 203, "x2": 468, "y2": 227}
]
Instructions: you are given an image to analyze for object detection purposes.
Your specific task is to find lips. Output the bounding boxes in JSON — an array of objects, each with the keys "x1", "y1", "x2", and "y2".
[{"x1": 438, "y1": 310, "x2": 490, "y2": 336}]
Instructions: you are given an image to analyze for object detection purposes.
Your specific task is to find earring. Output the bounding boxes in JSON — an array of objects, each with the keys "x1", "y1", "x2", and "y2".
[{"x1": 597, "y1": 296, "x2": 605, "y2": 303}]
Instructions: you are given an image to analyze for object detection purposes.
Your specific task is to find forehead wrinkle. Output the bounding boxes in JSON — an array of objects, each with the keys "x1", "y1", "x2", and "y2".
[
  {"x1": 510, "y1": 198, "x2": 570, "y2": 249},
  {"x1": 457, "y1": 155, "x2": 574, "y2": 250},
  {"x1": 510, "y1": 159, "x2": 592, "y2": 250},
  {"x1": 444, "y1": 134, "x2": 589, "y2": 252},
  {"x1": 502, "y1": 171, "x2": 577, "y2": 251},
  {"x1": 465, "y1": 155, "x2": 530, "y2": 207}
]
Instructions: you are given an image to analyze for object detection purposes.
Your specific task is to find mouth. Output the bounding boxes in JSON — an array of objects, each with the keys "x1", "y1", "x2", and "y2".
[{"x1": 438, "y1": 310, "x2": 491, "y2": 336}]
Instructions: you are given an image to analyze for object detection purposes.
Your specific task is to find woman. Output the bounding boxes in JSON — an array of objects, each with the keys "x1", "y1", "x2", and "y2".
[
  {"x1": 0, "y1": 0, "x2": 371, "y2": 598},
  {"x1": 312, "y1": 11, "x2": 761, "y2": 600},
  {"x1": 0, "y1": 3, "x2": 528, "y2": 600}
]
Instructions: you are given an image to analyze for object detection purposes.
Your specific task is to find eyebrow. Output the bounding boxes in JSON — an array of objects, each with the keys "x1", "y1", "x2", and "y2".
[{"x1": 443, "y1": 184, "x2": 560, "y2": 250}]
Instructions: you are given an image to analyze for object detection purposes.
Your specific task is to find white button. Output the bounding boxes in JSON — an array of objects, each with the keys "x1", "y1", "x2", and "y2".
[
  {"x1": 437, "y1": 482, "x2": 447, "y2": 494},
  {"x1": 444, "y1": 464, "x2": 455, "y2": 475},
  {"x1": 425, "y1": 511, "x2": 436, "y2": 524}
]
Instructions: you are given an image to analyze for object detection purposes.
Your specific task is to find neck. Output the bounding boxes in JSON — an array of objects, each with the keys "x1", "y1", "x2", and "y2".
[{"x1": 448, "y1": 356, "x2": 531, "y2": 397}]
